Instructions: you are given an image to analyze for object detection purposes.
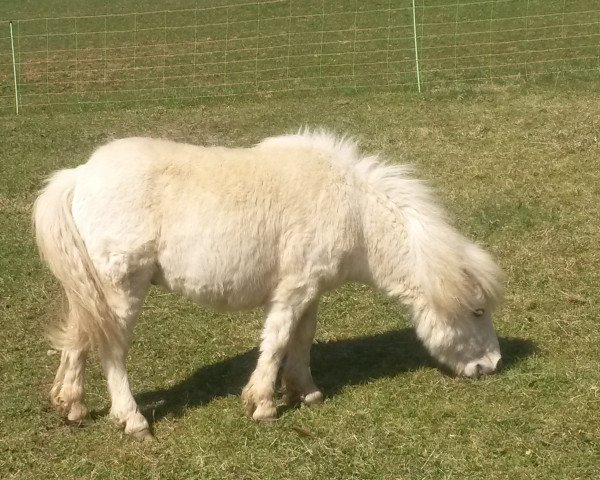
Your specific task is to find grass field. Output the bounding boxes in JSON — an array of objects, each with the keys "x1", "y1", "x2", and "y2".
[
  {"x1": 2, "y1": 89, "x2": 599, "y2": 479},
  {"x1": 1, "y1": 1, "x2": 600, "y2": 480}
]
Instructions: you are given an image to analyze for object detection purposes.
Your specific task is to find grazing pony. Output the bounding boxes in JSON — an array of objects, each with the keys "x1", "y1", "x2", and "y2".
[{"x1": 33, "y1": 131, "x2": 504, "y2": 440}]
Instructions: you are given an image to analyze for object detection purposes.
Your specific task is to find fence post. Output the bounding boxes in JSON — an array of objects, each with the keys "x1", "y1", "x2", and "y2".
[
  {"x1": 411, "y1": 0, "x2": 422, "y2": 92},
  {"x1": 9, "y1": 21, "x2": 20, "y2": 114}
]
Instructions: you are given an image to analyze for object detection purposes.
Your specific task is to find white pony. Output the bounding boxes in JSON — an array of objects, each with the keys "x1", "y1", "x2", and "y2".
[{"x1": 33, "y1": 131, "x2": 504, "y2": 440}]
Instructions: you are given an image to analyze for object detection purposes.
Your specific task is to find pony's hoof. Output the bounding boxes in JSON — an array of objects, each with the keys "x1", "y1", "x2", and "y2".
[
  {"x1": 131, "y1": 428, "x2": 155, "y2": 442},
  {"x1": 252, "y1": 401, "x2": 278, "y2": 422},
  {"x1": 67, "y1": 401, "x2": 89, "y2": 423},
  {"x1": 302, "y1": 390, "x2": 324, "y2": 406}
]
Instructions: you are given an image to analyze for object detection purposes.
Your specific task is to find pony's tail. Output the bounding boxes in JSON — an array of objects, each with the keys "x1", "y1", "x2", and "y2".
[{"x1": 33, "y1": 168, "x2": 120, "y2": 351}]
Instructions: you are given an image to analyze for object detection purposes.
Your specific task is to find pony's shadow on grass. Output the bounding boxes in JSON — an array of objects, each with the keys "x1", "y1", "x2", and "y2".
[{"x1": 136, "y1": 328, "x2": 535, "y2": 424}]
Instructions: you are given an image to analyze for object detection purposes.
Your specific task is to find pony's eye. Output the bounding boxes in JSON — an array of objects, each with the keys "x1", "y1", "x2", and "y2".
[{"x1": 473, "y1": 308, "x2": 485, "y2": 317}]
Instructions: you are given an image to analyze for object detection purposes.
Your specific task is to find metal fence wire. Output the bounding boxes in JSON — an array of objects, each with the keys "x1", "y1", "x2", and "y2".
[{"x1": 1, "y1": 0, "x2": 599, "y2": 113}]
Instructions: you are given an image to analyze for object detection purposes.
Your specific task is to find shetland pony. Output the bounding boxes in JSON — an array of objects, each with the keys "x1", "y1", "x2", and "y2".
[{"x1": 33, "y1": 131, "x2": 503, "y2": 440}]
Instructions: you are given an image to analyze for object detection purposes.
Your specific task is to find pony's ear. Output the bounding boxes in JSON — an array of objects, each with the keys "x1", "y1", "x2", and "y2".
[
  {"x1": 461, "y1": 268, "x2": 488, "y2": 314},
  {"x1": 462, "y1": 267, "x2": 485, "y2": 297},
  {"x1": 460, "y1": 244, "x2": 505, "y2": 311},
  {"x1": 472, "y1": 280, "x2": 485, "y2": 301}
]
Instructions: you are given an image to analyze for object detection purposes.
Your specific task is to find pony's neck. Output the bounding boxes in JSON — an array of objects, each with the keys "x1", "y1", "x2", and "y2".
[{"x1": 357, "y1": 192, "x2": 414, "y2": 300}]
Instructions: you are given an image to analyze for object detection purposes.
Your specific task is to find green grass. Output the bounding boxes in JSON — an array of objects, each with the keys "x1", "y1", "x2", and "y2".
[
  {"x1": 1, "y1": 88, "x2": 599, "y2": 479},
  {"x1": 0, "y1": 0, "x2": 599, "y2": 114}
]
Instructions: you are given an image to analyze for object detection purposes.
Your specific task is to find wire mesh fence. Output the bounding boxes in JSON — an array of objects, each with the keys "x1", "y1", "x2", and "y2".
[{"x1": 1, "y1": 0, "x2": 598, "y2": 114}]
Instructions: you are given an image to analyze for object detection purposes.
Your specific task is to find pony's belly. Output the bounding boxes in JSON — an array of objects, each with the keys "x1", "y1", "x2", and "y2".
[
  {"x1": 177, "y1": 281, "x2": 271, "y2": 310},
  {"x1": 153, "y1": 262, "x2": 275, "y2": 311}
]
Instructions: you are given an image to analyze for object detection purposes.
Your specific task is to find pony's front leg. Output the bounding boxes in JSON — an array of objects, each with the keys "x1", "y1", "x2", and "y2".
[
  {"x1": 281, "y1": 302, "x2": 323, "y2": 406},
  {"x1": 242, "y1": 300, "x2": 310, "y2": 421}
]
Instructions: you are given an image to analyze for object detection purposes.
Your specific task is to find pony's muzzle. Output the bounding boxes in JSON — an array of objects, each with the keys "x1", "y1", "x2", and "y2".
[{"x1": 463, "y1": 352, "x2": 502, "y2": 378}]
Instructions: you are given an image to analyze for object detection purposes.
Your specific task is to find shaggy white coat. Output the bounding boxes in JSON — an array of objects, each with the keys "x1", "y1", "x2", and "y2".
[{"x1": 33, "y1": 131, "x2": 504, "y2": 439}]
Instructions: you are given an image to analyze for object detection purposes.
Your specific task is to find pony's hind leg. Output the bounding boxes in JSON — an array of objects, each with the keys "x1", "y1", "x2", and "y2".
[
  {"x1": 49, "y1": 300, "x2": 90, "y2": 423},
  {"x1": 50, "y1": 346, "x2": 88, "y2": 423},
  {"x1": 98, "y1": 280, "x2": 152, "y2": 441},
  {"x1": 100, "y1": 336, "x2": 151, "y2": 441},
  {"x1": 281, "y1": 302, "x2": 323, "y2": 406}
]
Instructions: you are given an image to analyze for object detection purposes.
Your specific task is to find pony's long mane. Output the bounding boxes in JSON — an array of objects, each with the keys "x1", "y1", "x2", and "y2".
[{"x1": 259, "y1": 130, "x2": 504, "y2": 316}]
